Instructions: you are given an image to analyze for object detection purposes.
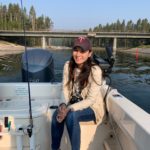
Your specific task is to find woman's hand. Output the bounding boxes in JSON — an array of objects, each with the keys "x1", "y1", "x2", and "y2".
[{"x1": 56, "y1": 103, "x2": 70, "y2": 123}]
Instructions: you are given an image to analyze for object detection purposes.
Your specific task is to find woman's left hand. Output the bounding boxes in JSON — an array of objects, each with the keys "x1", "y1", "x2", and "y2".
[{"x1": 56, "y1": 104, "x2": 70, "y2": 123}]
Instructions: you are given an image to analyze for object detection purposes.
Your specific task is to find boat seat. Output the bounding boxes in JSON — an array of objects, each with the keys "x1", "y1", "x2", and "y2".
[
  {"x1": 58, "y1": 117, "x2": 110, "y2": 150},
  {"x1": 80, "y1": 121, "x2": 95, "y2": 125}
]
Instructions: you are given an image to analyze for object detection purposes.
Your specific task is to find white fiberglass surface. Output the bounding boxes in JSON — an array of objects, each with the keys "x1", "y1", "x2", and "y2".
[
  {"x1": 107, "y1": 89, "x2": 150, "y2": 150},
  {"x1": 0, "y1": 99, "x2": 49, "y2": 117}
]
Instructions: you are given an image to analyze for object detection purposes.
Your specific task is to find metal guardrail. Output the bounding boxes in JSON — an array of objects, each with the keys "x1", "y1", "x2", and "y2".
[{"x1": 1, "y1": 30, "x2": 150, "y2": 38}]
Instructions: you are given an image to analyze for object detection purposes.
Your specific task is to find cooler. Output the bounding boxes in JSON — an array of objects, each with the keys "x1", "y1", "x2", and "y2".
[{"x1": 0, "y1": 99, "x2": 50, "y2": 150}]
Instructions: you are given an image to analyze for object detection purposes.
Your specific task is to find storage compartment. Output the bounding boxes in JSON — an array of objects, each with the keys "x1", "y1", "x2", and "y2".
[{"x1": 0, "y1": 100, "x2": 50, "y2": 150}]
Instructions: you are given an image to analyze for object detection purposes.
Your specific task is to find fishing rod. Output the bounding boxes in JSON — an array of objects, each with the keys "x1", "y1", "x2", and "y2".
[{"x1": 20, "y1": 0, "x2": 33, "y2": 138}]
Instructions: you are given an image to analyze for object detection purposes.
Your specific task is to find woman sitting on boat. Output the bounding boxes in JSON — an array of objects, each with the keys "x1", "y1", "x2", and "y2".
[{"x1": 51, "y1": 36, "x2": 105, "y2": 150}]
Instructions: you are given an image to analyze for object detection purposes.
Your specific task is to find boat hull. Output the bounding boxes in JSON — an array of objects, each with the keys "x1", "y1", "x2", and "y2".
[{"x1": 0, "y1": 83, "x2": 149, "y2": 150}]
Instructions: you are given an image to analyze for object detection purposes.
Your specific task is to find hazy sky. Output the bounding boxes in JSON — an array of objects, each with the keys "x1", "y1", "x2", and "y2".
[{"x1": 1, "y1": 0, "x2": 150, "y2": 30}]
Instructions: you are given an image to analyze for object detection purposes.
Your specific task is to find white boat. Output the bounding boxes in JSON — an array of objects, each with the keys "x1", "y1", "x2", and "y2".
[
  {"x1": 0, "y1": 49, "x2": 150, "y2": 150},
  {"x1": 0, "y1": 82, "x2": 150, "y2": 150}
]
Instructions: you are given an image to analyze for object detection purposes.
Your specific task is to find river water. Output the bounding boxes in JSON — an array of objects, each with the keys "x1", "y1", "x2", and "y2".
[{"x1": 0, "y1": 49, "x2": 150, "y2": 113}]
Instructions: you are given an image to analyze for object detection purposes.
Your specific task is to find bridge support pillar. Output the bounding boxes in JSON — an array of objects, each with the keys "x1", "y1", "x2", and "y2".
[
  {"x1": 48, "y1": 38, "x2": 51, "y2": 47},
  {"x1": 113, "y1": 37, "x2": 117, "y2": 56},
  {"x1": 42, "y1": 36, "x2": 46, "y2": 49}
]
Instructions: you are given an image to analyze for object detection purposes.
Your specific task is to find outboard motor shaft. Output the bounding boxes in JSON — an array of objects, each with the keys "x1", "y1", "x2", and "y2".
[{"x1": 22, "y1": 49, "x2": 54, "y2": 82}]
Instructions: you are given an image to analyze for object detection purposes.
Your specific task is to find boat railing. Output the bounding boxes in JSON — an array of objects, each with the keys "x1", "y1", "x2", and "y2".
[{"x1": 106, "y1": 88, "x2": 150, "y2": 150}]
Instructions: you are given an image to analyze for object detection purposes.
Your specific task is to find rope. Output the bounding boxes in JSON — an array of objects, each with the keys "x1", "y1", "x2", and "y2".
[{"x1": 104, "y1": 75, "x2": 123, "y2": 150}]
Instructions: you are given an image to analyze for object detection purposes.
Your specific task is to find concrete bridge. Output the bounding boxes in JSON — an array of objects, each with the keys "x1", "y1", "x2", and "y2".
[{"x1": 1, "y1": 30, "x2": 150, "y2": 53}]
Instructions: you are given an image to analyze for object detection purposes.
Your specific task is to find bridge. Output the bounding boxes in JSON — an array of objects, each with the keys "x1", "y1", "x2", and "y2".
[{"x1": 1, "y1": 30, "x2": 150, "y2": 53}]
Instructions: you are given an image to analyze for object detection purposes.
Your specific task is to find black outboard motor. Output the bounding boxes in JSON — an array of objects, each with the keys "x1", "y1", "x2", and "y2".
[
  {"x1": 105, "y1": 46, "x2": 115, "y2": 68},
  {"x1": 22, "y1": 49, "x2": 54, "y2": 82},
  {"x1": 93, "y1": 46, "x2": 115, "y2": 76}
]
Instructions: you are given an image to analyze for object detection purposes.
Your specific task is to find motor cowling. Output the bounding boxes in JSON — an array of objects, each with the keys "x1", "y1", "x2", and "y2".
[{"x1": 21, "y1": 49, "x2": 55, "y2": 82}]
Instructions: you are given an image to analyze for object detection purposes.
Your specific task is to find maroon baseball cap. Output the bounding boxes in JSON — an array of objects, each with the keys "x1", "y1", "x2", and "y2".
[{"x1": 73, "y1": 37, "x2": 92, "y2": 51}]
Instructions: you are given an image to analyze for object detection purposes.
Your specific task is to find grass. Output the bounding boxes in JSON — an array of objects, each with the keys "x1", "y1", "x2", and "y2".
[{"x1": 138, "y1": 45, "x2": 150, "y2": 48}]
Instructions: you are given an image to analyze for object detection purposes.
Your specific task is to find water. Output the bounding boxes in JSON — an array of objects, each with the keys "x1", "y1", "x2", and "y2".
[{"x1": 0, "y1": 49, "x2": 150, "y2": 113}]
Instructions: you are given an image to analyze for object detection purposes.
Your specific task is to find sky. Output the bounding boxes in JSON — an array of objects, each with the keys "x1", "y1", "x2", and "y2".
[{"x1": 1, "y1": 0, "x2": 150, "y2": 31}]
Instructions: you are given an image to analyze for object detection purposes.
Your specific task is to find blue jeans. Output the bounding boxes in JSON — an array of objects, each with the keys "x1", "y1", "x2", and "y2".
[{"x1": 51, "y1": 107, "x2": 95, "y2": 150}]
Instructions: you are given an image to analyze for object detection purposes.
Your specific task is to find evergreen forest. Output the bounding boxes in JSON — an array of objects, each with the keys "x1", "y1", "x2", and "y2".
[
  {"x1": 0, "y1": 3, "x2": 53, "y2": 31},
  {"x1": 0, "y1": 3, "x2": 150, "y2": 48}
]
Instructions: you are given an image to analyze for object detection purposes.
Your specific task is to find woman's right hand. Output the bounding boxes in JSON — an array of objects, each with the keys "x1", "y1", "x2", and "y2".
[{"x1": 56, "y1": 103, "x2": 70, "y2": 123}]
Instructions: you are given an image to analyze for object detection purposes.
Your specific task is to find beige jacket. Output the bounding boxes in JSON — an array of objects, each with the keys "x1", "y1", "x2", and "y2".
[{"x1": 62, "y1": 61, "x2": 105, "y2": 124}]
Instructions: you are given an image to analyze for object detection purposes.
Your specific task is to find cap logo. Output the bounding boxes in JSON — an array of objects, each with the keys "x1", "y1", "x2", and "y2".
[{"x1": 78, "y1": 37, "x2": 85, "y2": 43}]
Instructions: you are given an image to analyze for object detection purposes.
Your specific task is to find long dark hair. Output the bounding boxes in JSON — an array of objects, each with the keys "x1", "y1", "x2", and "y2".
[{"x1": 67, "y1": 55, "x2": 95, "y2": 90}]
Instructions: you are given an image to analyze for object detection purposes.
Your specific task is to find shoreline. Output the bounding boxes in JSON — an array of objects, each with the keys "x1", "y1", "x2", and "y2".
[
  {"x1": 117, "y1": 48, "x2": 150, "y2": 58},
  {"x1": 0, "y1": 40, "x2": 150, "y2": 57},
  {"x1": 0, "y1": 40, "x2": 72, "y2": 56},
  {"x1": 0, "y1": 40, "x2": 25, "y2": 56}
]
